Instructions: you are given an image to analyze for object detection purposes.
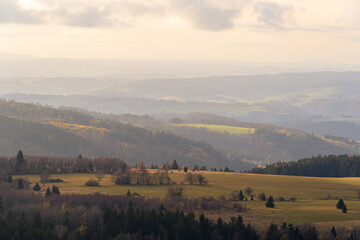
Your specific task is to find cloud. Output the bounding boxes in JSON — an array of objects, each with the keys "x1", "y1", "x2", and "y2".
[
  {"x1": 1, "y1": 0, "x2": 295, "y2": 31},
  {"x1": 254, "y1": 2, "x2": 294, "y2": 30},
  {"x1": 0, "y1": 0, "x2": 42, "y2": 24},
  {"x1": 170, "y1": 0, "x2": 244, "y2": 31},
  {"x1": 56, "y1": 6, "x2": 113, "y2": 27}
]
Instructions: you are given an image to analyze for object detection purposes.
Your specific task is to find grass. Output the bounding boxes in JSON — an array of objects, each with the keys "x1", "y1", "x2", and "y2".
[
  {"x1": 172, "y1": 124, "x2": 255, "y2": 135},
  {"x1": 17, "y1": 172, "x2": 360, "y2": 225}
]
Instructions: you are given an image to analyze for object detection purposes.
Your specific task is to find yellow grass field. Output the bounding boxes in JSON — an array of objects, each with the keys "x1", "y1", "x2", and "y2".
[
  {"x1": 17, "y1": 171, "x2": 360, "y2": 231},
  {"x1": 172, "y1": 124, "x2": 255, "y2": 135}
]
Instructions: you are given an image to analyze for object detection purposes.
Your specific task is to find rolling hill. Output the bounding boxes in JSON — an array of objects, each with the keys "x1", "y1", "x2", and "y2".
[{"x1": 0, "y1": 100, "x2": 251, "y2": 170}]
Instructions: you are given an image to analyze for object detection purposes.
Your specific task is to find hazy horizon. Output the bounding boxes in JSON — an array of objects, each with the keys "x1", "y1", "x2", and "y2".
[{"x1": 1, "y1": 0, "x2": 360, "y2": 64}]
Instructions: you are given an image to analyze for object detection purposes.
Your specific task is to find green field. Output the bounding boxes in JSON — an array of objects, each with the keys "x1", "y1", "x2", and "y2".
[
  {"x1": 173, "y1": 124, "x2": 255, "y2": 135},
  {"x1": 17, "y1": 171, "x2": 360, "y2": 228}
]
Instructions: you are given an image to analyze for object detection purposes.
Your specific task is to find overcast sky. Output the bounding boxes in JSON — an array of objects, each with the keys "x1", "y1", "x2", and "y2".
[{"x1": 1, "y1": 0, "x2": 360, "y2": 63}]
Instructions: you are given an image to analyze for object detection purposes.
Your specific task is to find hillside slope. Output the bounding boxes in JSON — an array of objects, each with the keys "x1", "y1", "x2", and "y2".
[
  {"x1": 0, "y1": 100, "x2": 251, "y2": 170},
  {"x1": 165, "y1": 113, "x2": 360, "y2": 165}
]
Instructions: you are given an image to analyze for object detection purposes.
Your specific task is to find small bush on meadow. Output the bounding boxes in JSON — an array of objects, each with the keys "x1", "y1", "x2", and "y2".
[{"x1": 85, "y1": 179, "x2": 99, "y2": 186}]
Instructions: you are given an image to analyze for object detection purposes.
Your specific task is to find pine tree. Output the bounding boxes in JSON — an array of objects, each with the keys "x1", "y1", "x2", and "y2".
[
  {"x1": 52, "y1": 185, "x2": 60, "y2": 194},
  {"x1": 33, "y1": 182, "x2": 41, "y2": 191},
  {"x1": 45, "y1": 187, "x2": 51, "y2": 197},
  {"x1": 171, "y1": 160, "x2": 179, "y2": 170},
  {"x1": 15, "y1": 150, "x2": 25, "y2": 173},
  {"x1": 330, "y1": 226, "x2": 337, "y2": 238},
  {"x1": 336, "y1": 199, "x2": 344, "y2": 209},
  {"x1": 266, "y1": 195, "x2": 275, "y2": 208},
  {"x1": 238, "y1": 190, "x2": 244, "y2": 201},
  {"x1": 184, "y1": 166, "x2": 188, "y2": 173}
]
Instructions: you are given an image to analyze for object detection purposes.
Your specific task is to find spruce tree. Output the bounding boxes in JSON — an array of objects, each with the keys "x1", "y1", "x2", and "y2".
[
  {"x1": 171, "y1": 160, "x2": 179, "y2": 170},
  {"x1": 266, "y1": 195, "x2": 275, "y2": 208},
  {"x1": 330, "y1": 226, "x2": 337, "y2": 238},
  {"x1": 15, "y1": 150, "x2": 25, "y2": 173},
  {"x1": 238, "y1": 190, "x2": 244, "y2": 201},
  {"x1": 33, "y1": 182, "x2": 41, "y2": 191},
  {"x1": 45, "y1": 187, "x2": 51, "y2": 197},
  {"x1": 52, "y1": 185, "x2": 60, "y2": 194},
  {"x1": 336, "y1": 199, "x2": 344, "y2": 209}
]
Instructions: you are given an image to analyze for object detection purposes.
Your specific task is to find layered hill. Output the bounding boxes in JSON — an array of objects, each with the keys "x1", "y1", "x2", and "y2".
[
  {"x1": 0, "y1": 100, "x2": 251, "y2": 169},
  {"x1": 164, "y1": 112, "x2": 360, "y2": 165}
]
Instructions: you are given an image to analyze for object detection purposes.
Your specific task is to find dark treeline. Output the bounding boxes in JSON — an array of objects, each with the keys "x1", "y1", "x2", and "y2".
[
  {"x1": 0, "y1": 181, "x2": 326, "y2": 240},
  {"x1": 0, "y1": 152, "x2": 127, "y2": 175},
  {"x1": 250, "y1": 154, "x2": 360, "y2": 177}
]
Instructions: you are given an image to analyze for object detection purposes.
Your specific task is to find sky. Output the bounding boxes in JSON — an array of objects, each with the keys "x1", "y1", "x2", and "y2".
[{"x1": 1, "y1": 0, "x2": 360, "y2": 63}]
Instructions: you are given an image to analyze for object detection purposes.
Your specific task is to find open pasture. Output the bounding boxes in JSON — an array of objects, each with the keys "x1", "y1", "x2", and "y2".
[
  {"x1": 172, "y1": 123, "x2": 255, "y2": 135},
  {"x1": 18, "y1": 171, "x2": 360, "y2": 225}
]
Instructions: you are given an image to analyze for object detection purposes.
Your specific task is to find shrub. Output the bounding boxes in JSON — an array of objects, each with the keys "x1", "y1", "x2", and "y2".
[
  {"x1": 258, "y1": 193, "x2": 266, "y2": 201},
  {"x1": 47, "y1": 178, "x2": 64, "y2": 183},
  {"x1": 289, "y1": 197, "x2": 296, "y2": 202},
  {"x1": 85, "y1": 179, "x2": 100, "y2": 186},
  {"x1": 278, "y1": 196, "x2": 286, "y2": 201}
]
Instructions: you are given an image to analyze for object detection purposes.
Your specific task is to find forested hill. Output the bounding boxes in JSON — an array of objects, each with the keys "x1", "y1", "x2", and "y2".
[
  {"x1": 0, "y1": 99, "x2": 252, "y2": 170},
  {"x1": 250, "y1": 154, "x2": 360, "y2": 177}
]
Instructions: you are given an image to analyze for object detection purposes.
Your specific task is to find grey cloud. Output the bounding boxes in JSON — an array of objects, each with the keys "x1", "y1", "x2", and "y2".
[
  {"x1": 58, "y1": 7, "x2": 113, "y2": 27},
  {"x1": 0, "y1": 0, "x2": 251, "y2": 31},
  {"x1": 171, "y1": 0, "x2": 244, "y2": 31},
  {"x1": 254, "y1": 2, "x2": 293, "y2": 30},
  {"x1": 0, "y1": 0, "x2": 42, "y2": 24}
]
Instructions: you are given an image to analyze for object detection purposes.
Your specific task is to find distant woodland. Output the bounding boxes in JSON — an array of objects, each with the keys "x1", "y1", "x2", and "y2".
[
  {"x1": 250, "y1": 154, "x2": 360, "y2": 177},
  {"x1": 0, "y1": 100, "x2": 248, "y2": 170}
]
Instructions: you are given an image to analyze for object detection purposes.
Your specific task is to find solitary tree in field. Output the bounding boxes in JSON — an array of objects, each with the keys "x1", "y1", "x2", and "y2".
[
  {"x1": 266, "y1": 195, "x2": 275, "y2": 208},
  {"x1": 336, "y1": 199, "x2": 345, "y2": 209},
  {"x1": 238, "y1": 190, "x2": 244, "y2": 201},
  {"x1": 330, "y1": 226, "x2": 337, "y2": 238}
]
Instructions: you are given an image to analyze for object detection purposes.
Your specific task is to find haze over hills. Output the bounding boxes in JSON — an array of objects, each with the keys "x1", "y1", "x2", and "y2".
[
  {"x1": 0, "y1": 99, "x2": 253, "y2": 170},
  {"x1": 3, "y1": 71, "x2": 360, "y2": 139},
  {"x1": 0, "y1": 99, "x2": 357, "y2": 168}
]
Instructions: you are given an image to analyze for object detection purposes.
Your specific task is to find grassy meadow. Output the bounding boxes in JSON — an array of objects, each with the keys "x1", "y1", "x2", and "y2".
[
  {"x1": 16, "y1": 171, "x2": 360, "y2": 235},
  {"x1": 172, "y1": 123, "x2": 255, "y2": 135}
]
